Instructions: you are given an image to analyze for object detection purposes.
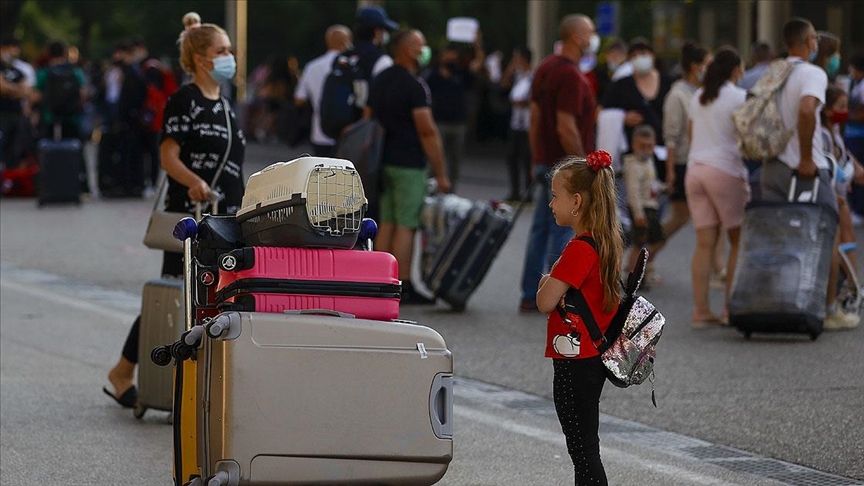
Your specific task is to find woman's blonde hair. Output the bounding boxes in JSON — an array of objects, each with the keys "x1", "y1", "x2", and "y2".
[
  {"x1": 551, "y1": 156, "x2": 624, "y2": 313},
  {"x1": 178, "y1": 23, "x2": 227, "y2": 75},
  {"x1": 183, "y1": 12, "x2": 201, "y2": 30}
]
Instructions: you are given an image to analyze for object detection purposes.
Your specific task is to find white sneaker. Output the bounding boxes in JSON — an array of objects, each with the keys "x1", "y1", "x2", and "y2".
[{"x1": 823, "y1": 310, "x2": 861, "y2": 331}]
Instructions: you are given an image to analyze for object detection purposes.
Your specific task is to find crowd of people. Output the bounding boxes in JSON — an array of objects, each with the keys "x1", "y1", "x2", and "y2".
[{"x1": 515, "y1": 16, "x2": 864, "y2": 335}]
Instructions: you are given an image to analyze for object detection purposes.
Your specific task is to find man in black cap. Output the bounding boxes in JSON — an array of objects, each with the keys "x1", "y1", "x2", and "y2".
[{"x1": 354, "y1": 5, "x2": 398, "y2": 80}]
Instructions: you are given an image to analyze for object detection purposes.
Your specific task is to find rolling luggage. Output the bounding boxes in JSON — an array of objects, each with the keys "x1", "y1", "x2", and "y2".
[
  {"x1": 422, "y1": 197, "x2": 516, "y2": 311},
  {"x1": 195, "y1": 311, "x2": 453, "y2": 485},
  {"x1": 36, "y1": 133, "x2": 83, "y2": 206},
  {"x1": 236, "y1": 157, "x2": 366, "y2": 249},
  {"x1": 135, "y1": 278, "x2": 184, "y2": 419},
  {"x1": 214, "y1": 246, "x2": 401, "y2": 320},
  {"x1": 728, "y1": 176, "x2": 837, "y2": 340}
]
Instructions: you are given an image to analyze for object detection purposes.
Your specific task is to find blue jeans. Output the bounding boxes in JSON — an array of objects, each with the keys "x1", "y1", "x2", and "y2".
[{"x1": 520, "y1": 165, "x2": 574, "y2": 302}]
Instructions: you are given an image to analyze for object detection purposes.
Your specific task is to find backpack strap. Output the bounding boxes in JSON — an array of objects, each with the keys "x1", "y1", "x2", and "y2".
[{"x1": 555, "y1": 235, "x2": 607, "y2": 345}]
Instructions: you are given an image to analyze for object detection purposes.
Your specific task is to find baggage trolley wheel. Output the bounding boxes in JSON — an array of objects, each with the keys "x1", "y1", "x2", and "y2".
[
  {"x1": 133, "y1": 405, "x2": 146, "y2": 420},
  {"x1": 151, "y1": 345, "x2": 173, "y2": 367},
  {"x1": 171, "y1": 341, "x2": 194, "y2": 361}
]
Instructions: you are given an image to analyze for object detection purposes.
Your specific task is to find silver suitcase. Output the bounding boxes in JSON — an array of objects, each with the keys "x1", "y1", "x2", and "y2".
[
  {"x1": 135, "y1": 278, "x2": 184, "y2": 419},
  {"x1": 195, "y1": 310, "x2": 453, "y2": 486}
]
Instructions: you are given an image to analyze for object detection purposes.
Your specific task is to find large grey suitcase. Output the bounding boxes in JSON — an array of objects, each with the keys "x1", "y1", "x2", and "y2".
[
  {"x1": 196, "y1": 311, "x2": 453, "y2": 485},
  {"x1": 135, "y1": 278, "x2": 184, "y2": 419},
  {"x1": 728, "y1": 177, "x2": 837, "y2": 340}
]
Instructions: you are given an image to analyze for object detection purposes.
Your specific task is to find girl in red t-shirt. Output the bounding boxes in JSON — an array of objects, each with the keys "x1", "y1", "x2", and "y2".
[{"x1": 536, "y1": 150, "x2": 624, "y2": 485}]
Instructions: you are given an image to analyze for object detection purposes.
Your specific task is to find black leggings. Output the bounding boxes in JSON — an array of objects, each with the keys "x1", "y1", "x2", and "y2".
[
  {"x1": 121, "y1": 252, "x2": 183, "y2": 363},
  {"x1": 553, "y1": 357, "x2": 608, "y2": 486}
]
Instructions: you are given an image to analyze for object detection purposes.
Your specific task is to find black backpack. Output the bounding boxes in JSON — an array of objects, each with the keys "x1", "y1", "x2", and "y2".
[
  {"x1": 320, "y1": 50, "x2": 381, "y2": 139},
  {"x1": 43, "y1": 64, "x2": 82, "y2": 117}
]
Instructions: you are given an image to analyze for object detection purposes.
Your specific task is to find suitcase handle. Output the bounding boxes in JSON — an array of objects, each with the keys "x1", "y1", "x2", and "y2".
[
  {"x1": 282, "y1": 309, "x2": 356, "y2": 319},
  {"x1": 429, "y1": 374, "x2": 453, "y2": 439}
]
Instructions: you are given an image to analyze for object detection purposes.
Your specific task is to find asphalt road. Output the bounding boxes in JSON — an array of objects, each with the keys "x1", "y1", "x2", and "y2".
[{"x1": 0, "y1": 140, "x2": 862, "y2": 485}]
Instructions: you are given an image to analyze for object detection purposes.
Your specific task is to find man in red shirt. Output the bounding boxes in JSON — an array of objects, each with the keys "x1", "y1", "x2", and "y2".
[{"x1": 519, "y1": 14, "x2": 598, "y2": 312}]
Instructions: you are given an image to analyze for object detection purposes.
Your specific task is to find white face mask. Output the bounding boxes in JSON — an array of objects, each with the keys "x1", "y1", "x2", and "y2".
[
  {"x1": 632, "y1": 54, "x2": 654, "y2": 74},
  {"x1": 588, "y1": 34, "x2": 600, "y2": 55}
]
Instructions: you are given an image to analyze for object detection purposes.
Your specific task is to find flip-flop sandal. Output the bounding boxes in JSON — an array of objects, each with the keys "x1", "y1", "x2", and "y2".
[{"x1": 102, "y1": 386, "x2": 137, "y2": 409}]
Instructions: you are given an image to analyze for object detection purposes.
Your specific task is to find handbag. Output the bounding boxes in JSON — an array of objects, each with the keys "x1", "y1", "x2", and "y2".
[{"x1": 142, "y1": 97, "x2": 233, "y2": 253}]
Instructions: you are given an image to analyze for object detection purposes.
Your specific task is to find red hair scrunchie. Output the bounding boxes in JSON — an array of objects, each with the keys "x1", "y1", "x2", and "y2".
[{"x1": 585, "y1": 150, "x2": 613, "y2": 171}]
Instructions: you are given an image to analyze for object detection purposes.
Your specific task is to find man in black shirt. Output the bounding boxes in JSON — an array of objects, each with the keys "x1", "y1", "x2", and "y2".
[{"x1": 369, "y1": 29, "x2": 451, "y2": 305}]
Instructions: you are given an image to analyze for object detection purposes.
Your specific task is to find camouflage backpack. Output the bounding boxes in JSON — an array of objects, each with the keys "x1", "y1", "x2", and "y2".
[{"x1": 732, "y1": 59, "x2": 799, "y2": 161}]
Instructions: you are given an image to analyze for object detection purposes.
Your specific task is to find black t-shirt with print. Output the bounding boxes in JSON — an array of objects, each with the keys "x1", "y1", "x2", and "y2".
[
  {"x1": 161, "y1": 83, "x2": 246, "y2": 214},
  {"x1": 1, "y1": 61, "x2": 25, "y2": 114},
  {"x1": 368, "y1": 65, "x2": 431, "y2": 169}
]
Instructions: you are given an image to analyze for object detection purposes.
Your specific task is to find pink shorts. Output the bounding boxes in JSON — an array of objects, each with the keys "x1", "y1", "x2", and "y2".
[{"x1": 685, "y1": 163, "x2": 750, "y2": 230}]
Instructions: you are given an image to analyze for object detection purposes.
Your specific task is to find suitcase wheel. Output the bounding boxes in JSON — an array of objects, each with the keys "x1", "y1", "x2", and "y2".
[
  {"x1": 743, "y1": 331, "x2": 752, "y2": 340},
  {"x1": 133, "y1": 405, "x2": 146, "y2": 420},
  {"x1": 809, "y1": 332, "x2": 819, "y2": 341}
]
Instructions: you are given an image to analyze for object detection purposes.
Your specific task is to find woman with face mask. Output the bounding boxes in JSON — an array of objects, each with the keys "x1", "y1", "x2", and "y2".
[
  {"x1": 599, "y1": 39, "x2": 672, "y2": 144},
  {"x1": 813, "y1": 31, "x2": 842, "y2": 81},
  {"x1": 104, "y1": 23, "x2": 247, "y2": 409}
]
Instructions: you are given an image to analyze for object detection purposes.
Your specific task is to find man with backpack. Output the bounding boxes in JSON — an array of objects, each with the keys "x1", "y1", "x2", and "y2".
[
  {"x1": 34, "y1": 40, "x2": 86, "y2": 140},
  {"x1": 756, "y1": 18, "x2": 859, "y2": 329},
  {"x1": 319, "y1": 5, "x2": 396, "y2": 140},
  {"x1": 295, "y1": 25, "x2": 353, "y2": 158}
]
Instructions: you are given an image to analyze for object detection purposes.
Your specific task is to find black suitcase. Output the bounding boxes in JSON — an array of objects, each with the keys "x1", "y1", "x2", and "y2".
[
  {"x1": 422, "y1": 199, "x2": 515, "y2": 311},
  {"x1": 728, "y1": 177, "x2": 837, "y2": 340},
  {"x1": 36, "y1": 136, "x2": 83, "y2": 207}
]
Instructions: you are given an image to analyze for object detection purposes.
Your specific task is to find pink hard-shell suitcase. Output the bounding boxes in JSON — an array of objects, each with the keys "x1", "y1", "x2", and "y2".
[{"x1": 215, "y1": 246, "x2": 401, "y2": 320}]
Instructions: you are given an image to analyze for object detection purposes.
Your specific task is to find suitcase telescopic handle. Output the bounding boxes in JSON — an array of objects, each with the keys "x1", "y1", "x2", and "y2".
[{"x1": 788, "y1": 173, "x2": 820, "y2": 204}]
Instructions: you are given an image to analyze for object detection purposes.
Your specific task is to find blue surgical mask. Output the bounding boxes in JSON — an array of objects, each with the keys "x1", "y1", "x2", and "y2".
[
  {"x1": 809, "y1": 43, "x2": 819, "y2": 63},
  {"x1": 210, "y1": 54, "x2": 236, "y2": 83},
  {"x1": 826, "y1": 54, "x2": 841, "y2": 77}
]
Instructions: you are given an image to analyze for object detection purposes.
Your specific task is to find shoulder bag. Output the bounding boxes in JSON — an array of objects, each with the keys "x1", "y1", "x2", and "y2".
[{"x1": 142, "y1": 97, "x2": 233, "y2": 253}]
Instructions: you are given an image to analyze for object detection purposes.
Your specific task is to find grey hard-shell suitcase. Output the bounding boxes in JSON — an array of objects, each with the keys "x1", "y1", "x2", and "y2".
[
  {"x1": 36, "y1": 136, "x2": 83, "y2": 207},
  {"x1": 196, "y1": 310, "x2": 453, "y2": 486},
  {"x1": 422, "y1": 198, "x2": 515, "y2": 311},
  {"x1": 728, "y1": 176, "x2": 837, "y2": 340},
  {"x1": 135, "y1": 278, "x2": 184, "y2": 418}
]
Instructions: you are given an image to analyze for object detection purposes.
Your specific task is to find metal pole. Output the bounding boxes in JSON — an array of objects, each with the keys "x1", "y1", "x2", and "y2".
[{"x1": 236, "y1": 0, "x2": 247, "y2": 103}]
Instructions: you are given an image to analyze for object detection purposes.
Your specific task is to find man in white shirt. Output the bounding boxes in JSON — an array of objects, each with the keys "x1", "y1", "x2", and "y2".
[
  {"x1": 294, "y1": 25, "x2": 352, "y2": 157},
  {"x1": 760, "y1": 18, "x2": 858, "y2": 330},
  {"x1": 760, "y1": 18, "x2": 833, "y2": 208}
]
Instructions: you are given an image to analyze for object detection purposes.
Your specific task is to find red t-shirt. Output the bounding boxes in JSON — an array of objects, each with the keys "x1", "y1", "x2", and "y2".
[
  {"x1": 545, "y1": 234, "x2": 618, "y2": 359},
  {"x1": 530, "y1": 55, "x2": 597, "y2": 166}
]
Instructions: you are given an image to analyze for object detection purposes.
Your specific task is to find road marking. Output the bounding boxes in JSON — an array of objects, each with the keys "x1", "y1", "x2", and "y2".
[
  {"x1": 456, "y1": 404, "x2": 739, "y2": 486},
  {"x1": 2, "y1": 261, "x2": 861, "y2": 486},
  {"x1": 0, "y1": 278, "x2": 135, "y2": 323}
]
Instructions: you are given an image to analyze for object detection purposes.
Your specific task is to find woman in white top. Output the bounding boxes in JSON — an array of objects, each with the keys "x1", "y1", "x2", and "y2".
[{"x1": 685, "y1": 48, "x2": 747, "y2": 327}]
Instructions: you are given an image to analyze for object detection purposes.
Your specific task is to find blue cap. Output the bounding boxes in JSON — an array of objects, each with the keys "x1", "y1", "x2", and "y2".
[{"x1": 356, "y1": 5, "x2": 399, "y2": 31}]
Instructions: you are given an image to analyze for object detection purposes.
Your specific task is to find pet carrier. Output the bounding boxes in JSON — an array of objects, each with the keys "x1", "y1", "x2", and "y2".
[{"x1": 237, "y1": 157, "x2": 367, "y2": 249}]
